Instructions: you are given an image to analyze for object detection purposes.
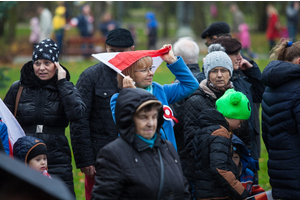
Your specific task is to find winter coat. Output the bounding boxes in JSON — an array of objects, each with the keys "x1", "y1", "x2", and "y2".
[
  {"x1": 266, "y1": 13, "x2": 281, "y2": 40},
  {"x1": 70, "y1": 62, "x2": 120, "y2": 169},
  {"x1": 183, "y1": 79, "x2": 221, "y2": 180},
  {"x1": 77, "y1": 14, "x2": 93, "y2": 37},
  {"x1": 91, "y1": 88, "x2": 190, "y2": 200},
  {"x1": 193, "y1": 108, "x2": 248, "y2": 199},
  {"x1": 262, "y1": 60, "x2": 300, "y2": 199},
  {"x1": 170, "y1": 63, "x2": 201, "y2": 164},
  {"x1": 3, "y1": 61, "x2": 85, "y2": 195},
  {"x1": 230, "y1": 63, "x2": 265, "y2": 161},
  {"x1": 286, "y1": 2, "x2": 299, "y2": 26},
  {"x1": 238, "y1": 23, "x2": 251, "y2": 49},
  {"x1": 110, "y1": 56, "x2": 199, "y2": 151}
]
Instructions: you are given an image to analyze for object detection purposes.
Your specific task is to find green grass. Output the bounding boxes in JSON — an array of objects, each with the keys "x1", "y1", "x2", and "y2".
[{"x1": 0, "y1": 58, "x2": 272, "y2": 199}]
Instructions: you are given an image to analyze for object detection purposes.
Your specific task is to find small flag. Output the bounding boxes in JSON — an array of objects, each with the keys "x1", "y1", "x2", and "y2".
[
  {"x1": 247, "y1": 190, "x2": 275, "y2": 200},
  {"x1": 92, "y1": 46, "x2": 171, "y2": 77}
]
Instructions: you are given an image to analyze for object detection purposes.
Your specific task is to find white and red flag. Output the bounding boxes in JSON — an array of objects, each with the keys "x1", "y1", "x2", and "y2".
[
  {"x1": 0, "y1": 98, "x2": 25, "y2": 156},
  {"x1": 92, "y1": 46, "x2": 171, "y2": 77}
]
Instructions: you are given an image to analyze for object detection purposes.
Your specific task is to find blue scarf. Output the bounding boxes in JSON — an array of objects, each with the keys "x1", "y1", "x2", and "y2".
[
  {"x1": 144, "y1": 84, "x2": 153, "y2": 94},
  {"x1": 135, "y1": 133, "x2": 157, "y2": 148}
]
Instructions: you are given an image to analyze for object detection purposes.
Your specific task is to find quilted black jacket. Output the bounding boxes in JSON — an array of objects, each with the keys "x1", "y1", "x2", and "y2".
[
  {"x1": 193, "y1": 109, "x2": 248, "y2": 199},
  {"x1": 92, "y1": 88, "x2": 190, "y2": 200},
  {"x1": 70, "y1": 62, "x2": 120, "y2": 168},
  {"x1": 182, "y1": 79, "x2": 219, "y2": 180},
  {"x1": 4, "y1": 61, "x2": 85, "y2": 195}
]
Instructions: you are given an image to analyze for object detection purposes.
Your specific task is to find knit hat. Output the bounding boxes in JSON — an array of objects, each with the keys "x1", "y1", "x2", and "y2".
[
  {"x1": 32, "y1": 39, "x2": 59, "y2": 63},
  {"x1": 210, "y1": 36, "x2": 242, "y2": 54},
  {"x1": 105, "y1": 28, "x2": 134, "y2": 48},
  {"x1": 204, "y1": 43, "x2": 233, "y2": 79},
  {"x1": 13, "y1": 136, "x2": 47, "y2": 164},
  {"x1": 201, "y1": 21, "x2": 230, "y2": 39},
  {"x1": 216, "y1": 89, "x2": 251, "y2": 120}
]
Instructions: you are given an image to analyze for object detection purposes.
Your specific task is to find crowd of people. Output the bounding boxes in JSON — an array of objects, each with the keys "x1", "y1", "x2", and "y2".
[{"x1": 1, "y1": 2, "x2": 300, "y2": 200}]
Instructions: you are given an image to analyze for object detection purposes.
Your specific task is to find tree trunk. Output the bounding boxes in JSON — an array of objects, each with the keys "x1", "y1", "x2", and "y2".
[
  {"x1": 191, "y1": 1, "x2": 206, "y2": 38},
  {"x1": 6, "y1": 4, "x2": 17, "y2": 43}
]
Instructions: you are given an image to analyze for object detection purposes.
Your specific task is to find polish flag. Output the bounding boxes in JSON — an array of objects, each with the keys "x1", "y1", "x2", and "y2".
[
  {"x1": 0, "y1": 98, "x2": 25, "y2": 156},
  {"x1": 247, "y1": 190, "x2": 275, "y2": 200},
  {"x1": 92, "y1": 46, "x2": 171, "y2": 77}
]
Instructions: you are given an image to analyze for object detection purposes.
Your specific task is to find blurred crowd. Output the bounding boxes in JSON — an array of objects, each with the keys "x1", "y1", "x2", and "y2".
[{"x1": 1, "y1": 2, "x2": 300, "y2": 200}]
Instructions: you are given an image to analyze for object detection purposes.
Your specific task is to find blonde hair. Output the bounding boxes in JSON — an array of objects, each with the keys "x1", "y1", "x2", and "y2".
[
  {"x1": 267, "y1": 4, "x2": 278, "y2": 15},
  {"x1": 269, "y1": 38, "x2": 300, "y2": 61},
  {"x1": 117, "y1": 56, "x2": 153, "y2": 88}
]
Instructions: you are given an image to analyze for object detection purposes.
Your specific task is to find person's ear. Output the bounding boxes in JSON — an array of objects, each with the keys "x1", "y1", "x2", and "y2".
[
  {"x1": 297, "y1": 58, "x2": 300, "y2": 65},
  {"x1": 131, "y1": 46, "x2": 135, "y2": 51}
]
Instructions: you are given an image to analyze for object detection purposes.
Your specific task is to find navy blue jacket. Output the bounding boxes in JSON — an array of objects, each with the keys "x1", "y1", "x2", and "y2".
[{"x1": 262, "y1": 60, "x2": 300, "y2": 199}]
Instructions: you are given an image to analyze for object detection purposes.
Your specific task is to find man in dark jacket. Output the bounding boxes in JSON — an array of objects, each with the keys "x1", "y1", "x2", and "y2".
[
  {"x1": 170, "y1": 37, "x2": 201, "y2": 167},
  {"x1": 70, "y1": 28, "x2": 135, "y2": 200}
]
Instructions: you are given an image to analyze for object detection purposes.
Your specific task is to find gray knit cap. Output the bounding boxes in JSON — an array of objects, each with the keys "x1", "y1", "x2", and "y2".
[{"x1": 204, "y1": 43, "x2": 233, "y2": 79}]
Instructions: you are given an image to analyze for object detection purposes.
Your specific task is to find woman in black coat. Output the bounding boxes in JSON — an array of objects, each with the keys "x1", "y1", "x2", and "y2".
[
  {"x1": 4, "y1": 39, "x2": 85, "y2": 196},
  {"x1": 183, "y1": 44, "x2": 234, "y2": 192},
  {"x1": 91, "y1": 88, "x2": 190, "y2": 200},
  {"x1": 262, "y1": 39, "x2": 300, "y2": 199}
]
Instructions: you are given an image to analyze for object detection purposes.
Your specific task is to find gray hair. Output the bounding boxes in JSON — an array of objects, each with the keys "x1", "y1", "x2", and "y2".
[{"x1": 173, "y1": 37, "x2": 199, "y2": 64}]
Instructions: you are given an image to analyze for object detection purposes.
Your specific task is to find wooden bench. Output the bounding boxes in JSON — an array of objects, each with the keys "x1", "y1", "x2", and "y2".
[{"x1": 63, "y1": 37, "x2": 106, "y2": 55}]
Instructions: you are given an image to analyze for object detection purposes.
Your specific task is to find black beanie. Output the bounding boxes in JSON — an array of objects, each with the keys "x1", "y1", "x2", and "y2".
[
  {"x1": 105, "y1": 28, "x2": 134, "y2": 48},
  {"x1": 26, "y1": 143, "x2": 48, "y2": 163},
  {"x1": 201, "y1": 21, "x2": 230, "y2": 39},
  {"x1": 32, "y1": 38, "x2": 60, "y2": 63}
]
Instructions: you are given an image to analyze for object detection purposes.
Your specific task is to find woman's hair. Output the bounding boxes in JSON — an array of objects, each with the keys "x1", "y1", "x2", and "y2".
[
  {"x1": 269, "y1": 38, "x2": 300, "y2": 61},
  {"x1": 136, "y1": 103, "x2": 162, "y2": 114},
  {"x1": 117, "y1": 56, "x2": 152, "y2": 88},
  {"x1": 267, "y1": 4, "x2": 278, "y2": 15}
]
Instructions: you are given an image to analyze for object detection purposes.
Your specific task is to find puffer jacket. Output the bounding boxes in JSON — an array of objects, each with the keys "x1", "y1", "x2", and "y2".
[
  {"x1": 262, "y1": 60, "x2": 300, "y2": 199},
  {"x1": 183, "y1": 79, "x2": 220, "y2": 180},
  {"x1": 92, "y1": 88, "x2": 190, "y2": 200},
  {"x1": 70, "y1": 62, "x2": 120, "y2": 169},
  {"x1": 193, "y1": 109, "x2": 248, "y2": 199},
  {"x1": 4, "y1": 61, "x2": 85, "y2": 195}
]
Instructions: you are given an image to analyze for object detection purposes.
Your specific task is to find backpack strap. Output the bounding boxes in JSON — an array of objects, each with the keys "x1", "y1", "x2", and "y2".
[{"x1": 14, "y1": 85, "x2": 23, "y2": 117}]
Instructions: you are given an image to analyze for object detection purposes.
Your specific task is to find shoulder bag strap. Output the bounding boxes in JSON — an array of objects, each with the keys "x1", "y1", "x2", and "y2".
[{"x1": 14, "y1": 85, "x2": 23, "y2": 117}]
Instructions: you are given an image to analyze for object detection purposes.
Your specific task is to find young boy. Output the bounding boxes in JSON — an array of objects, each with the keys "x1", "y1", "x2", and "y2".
[
  {"x1": 13, "y1": 136, "x2": 51, "y2": 178},
  {"x1": 232, "y1": 135, "x2": 265, "y2": 197},
  {"x1": 193, "y1": 89, "x2": 251, "y2": 200}
]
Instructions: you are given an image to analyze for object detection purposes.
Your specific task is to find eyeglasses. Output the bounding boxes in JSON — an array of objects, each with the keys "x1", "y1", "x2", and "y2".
[
  {"x1": 210, "y1": 69, "x2": 229, "y2": 74},
  {"x1": 134, "y1": 66, "x2": 155, "y2": 74}
]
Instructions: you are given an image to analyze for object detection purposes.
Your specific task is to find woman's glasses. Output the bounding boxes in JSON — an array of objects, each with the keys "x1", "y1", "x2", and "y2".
[{"x1": 134, "y1": 66, "x2": 155, "y2": 74}]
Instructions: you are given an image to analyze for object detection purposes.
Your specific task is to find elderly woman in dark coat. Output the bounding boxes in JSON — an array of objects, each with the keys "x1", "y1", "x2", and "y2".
[
  {"x1": 262, "y1": 39, "x2": 300, "y2": 199},
  {"x1": 3, "y1": 38, "x2": 85, "y2": 196},
  {"x1": 92, "y1": 88, "x2": 190, "y2": 200},
  {"x1": 183, "y1": 44, "x2": 234, "y2": 197}
]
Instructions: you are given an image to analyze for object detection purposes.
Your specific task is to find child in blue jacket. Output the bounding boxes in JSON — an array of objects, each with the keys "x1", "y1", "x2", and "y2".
[{"x1": 232, "y1": 134, "x2": 265, "y2": 196}]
